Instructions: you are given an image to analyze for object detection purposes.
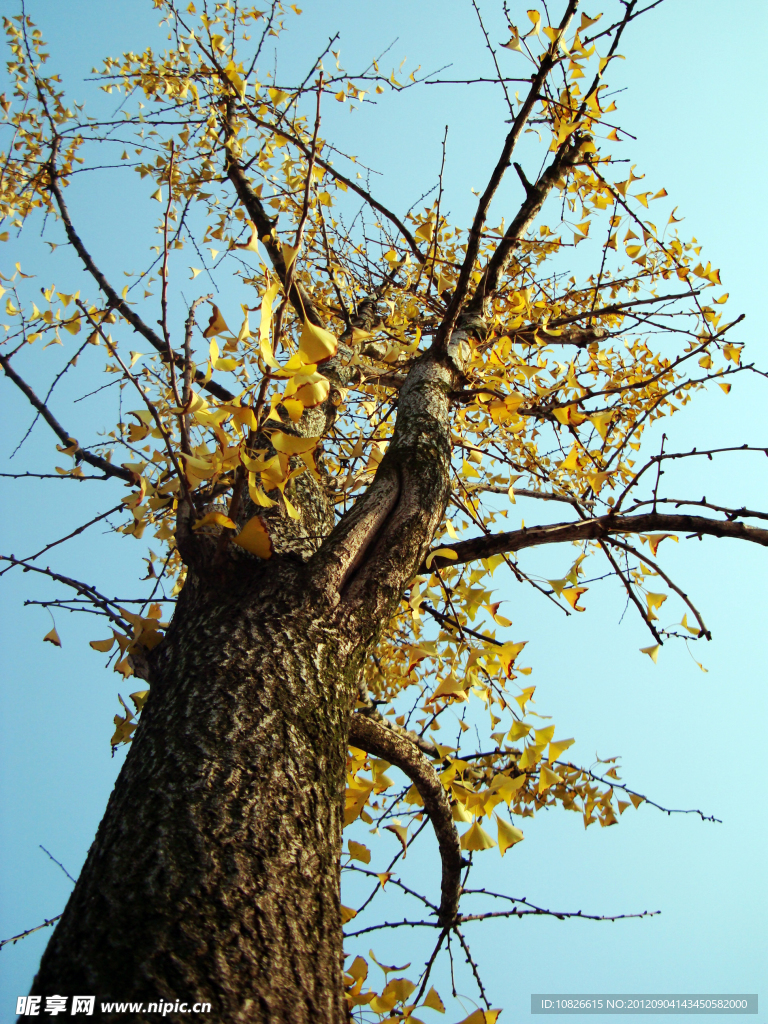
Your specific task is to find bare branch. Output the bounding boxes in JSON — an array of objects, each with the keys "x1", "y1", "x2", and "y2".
[
  {"x1": 0, "y1": 504, "x2": 124, "y2": 578},
  {"x1": 0, "y1": 353, "x2": 133, "y2": 483},
  {"x1": 0, "y1": 557, "x2": 131, "y2": 632},
  {"x1": 458, "y1": 894, "x2": 661, "y2": 924},
  {"x1": 46, "y1": 168, "x2": 234, "y2": 403},
  {"x1": 0, "y1": 915, "x2": 62, "y2": 951}
]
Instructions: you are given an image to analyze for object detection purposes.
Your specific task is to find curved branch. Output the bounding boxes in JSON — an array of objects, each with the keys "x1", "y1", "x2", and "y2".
[
  {"x1": 422, "y1": 512, "x2": 768, "y2": 571},
  {"x1": 354, "y1": 682, "x2": 440, "y2": 759},
  {"x1": 348, "y1": 712, "x2": 462, "y2": 927}
]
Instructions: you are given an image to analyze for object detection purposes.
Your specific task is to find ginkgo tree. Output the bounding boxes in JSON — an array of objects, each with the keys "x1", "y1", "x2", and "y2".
[{"x1": 1, "y1": 0, "x2": 765, "y2": 1021}]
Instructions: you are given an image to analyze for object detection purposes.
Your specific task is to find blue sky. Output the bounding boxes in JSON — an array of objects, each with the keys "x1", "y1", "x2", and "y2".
[{"x1": 1, "y1": 1, "x2": 766, "y2": 1020}]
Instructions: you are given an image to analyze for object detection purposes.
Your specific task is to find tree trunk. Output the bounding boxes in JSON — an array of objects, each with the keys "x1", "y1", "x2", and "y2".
[
  {"x1": 33, "y1": 563, "x2": 359, "y2": 1021},
  {"x1": 31, "y1": 349, "x2": 465, "y2": 1022}
]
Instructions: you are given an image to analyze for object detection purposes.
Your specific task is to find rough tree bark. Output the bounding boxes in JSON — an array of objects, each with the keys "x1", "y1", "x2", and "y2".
[{"x1": 31, "y1": 329, "x2": 469, "y2": 1021}]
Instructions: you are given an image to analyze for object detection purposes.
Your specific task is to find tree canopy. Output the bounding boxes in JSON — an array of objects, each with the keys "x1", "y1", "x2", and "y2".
[{"x1": 1, "y1": 1, "x2": 765, "y2": 1020}]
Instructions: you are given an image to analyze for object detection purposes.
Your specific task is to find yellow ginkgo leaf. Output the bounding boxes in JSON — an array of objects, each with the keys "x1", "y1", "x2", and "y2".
[
  {"x1": 348, "y1": 840, "x2": 371, "y2": 864},
  {"x1": 180, "y1": 453, "x2": 216, "y2": 478},
  {"x1": 282, "y1": 398, "x2": 304, "y2": 422},
  {"x1": 539, "y1": 764, "x2": 563, "y2": 793},
  {"x1": 129, "y1": 690, "x2": 149, "y2": 711},
  {"x1": 415, "y1": 220, "x2": 435, "y2": 243},
  {"x1": 425, "y1": 547, "x2": 458, "y2": 569},
  {"x1": 234, "y1": 220, "x2": 260, "y2": 252},
  {"x1": 552, "y1": 404, "x2": 587, "y2": 426},
  {"x1": 422, "y1": 986, "x2": 445, "y2": 1013},
  {"x1": 268, "y1": 87, "x2": 289, "y2": 105},
  {"x1": 518, "y1": 744, "x2": 544, "y2": 770},
  {"x1": 561, "y1": 586, "x2": 588, "y2": 611},
  {"x1": 507, "y1": 721, "x2": 531, "y2": 741},
  {"x1": 452, "y1": 801, "x2": 472, "y2": 822},
  {"x1": 548, "y1": 737, "x2": 574, "y2": 762},
  {"x1": 202, "y1": 304, "x2": 231, "y2": 338},
  {"x1": 430, "y1": 675, "x2": 468, "y2": 700},
  {"x1": 491, "y1": 774, "x2": 526, "y2": 806},
  {"x1": 580, "y1": 11, "x2": 601, "y2": 30},
  {"x1": 514, "y1": 685, "x2": 535, "y2": 712},
  {"x1": 258, "y1": 280, "x2": 281, "y2": 368},
  {"x1": 232, "y1": 515, "x2": 273, "y2": 558},
  {"x1": 247, "y1": 473, "x2": 278, "y2": 508},
  {"x1": 294, "y1": 375, "x2": 330, "y2": 408},
  {"x1": 340, "y1": 905, "x2": 357, "y2": 924},
  {"x1": 349, "y1": 326, "x2": 371, "y2": 344},
  {"x1": 498, "y1": 640, "x2": 527, "y2": 676},
  {"x1": 347, "y1": 956, "x2": 368, "y2": 983},
  {"x1": 298, "y1": 319, "x2": 338, "y2": 364},
  {"x1": 89, "y1": 636, "x2": 115, "y2": 653},
  {"x1": 223, "y1": 63, "x2": 246, "y2": 99},
  {"x1": 192, "y1": 511, "x2": 238, "y2": 531},
  {"x1": 647, "y1": 533, "x2": 677, "y2": 556},
  {"x1": 640, "y1": 644, "x2": 661, "y2": 663},
  {"x1": 456, "y1": 1009, "x2": 501, "y2": 1024},
  {"x1": 384, "y1": 821, "x2": 409, "y2": 855},
  {"x1": 589, "y1": 410, "x2": 614, "y2": 439},
  {"x1": 496, "y1": 815, "x2": 524, "y2": 855},
  {"x1": 460, "y1": 821, "x2": 496, "y2": 852},
  {"x1": 189, "y1": 267, "x2": 203, "y2": 279},
  {"x1": 282, "y1": 493, "x2": 301, "y2": 521},
  {"x1": 43, "y1": 627, "x2": 62, "y2": 647},
  {"x1": 534, "y1": 725, "x2": 555, "y2": 745},
  {"x1": 269, "y1": 430, "x2": 320, "y2": 455},
  {"x1": 282, "y1": 243, "x2": 300, "y2": 270}
]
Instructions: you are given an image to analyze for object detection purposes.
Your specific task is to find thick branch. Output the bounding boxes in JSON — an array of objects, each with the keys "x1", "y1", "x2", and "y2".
[
  {"x1": 436, "y1": 0, "x2": 579, "y2": 350},
  {"x1": 348, "y1": 712, "x2": 462, "y2": 927},
  {"x1": 461, "y1": 135, "x2": 585, "y2": 322},
  {"x1": 460, "y1": 1, "x2": 639, "y2": 324},
  {"x1": 354, "y1": 683, "x2": 439, "y2": 758},
  {"x1": 225, "y1": 153, "x2": 325, "y2": 328},
  {"x1": 422, "y1": 512, "x2": 768, "y2": 570}
]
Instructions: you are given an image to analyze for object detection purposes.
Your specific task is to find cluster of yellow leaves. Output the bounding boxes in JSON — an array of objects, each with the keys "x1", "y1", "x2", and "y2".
[
  {"x1": 4, "y1": 0, "x2": 733, "y2": 778},
  {"x1": 5, "y1": 6, "x2": 741, "y2": 1011},
  {"x1": 342, "y1": 951, "x2": 499, "y2": 1023}
]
